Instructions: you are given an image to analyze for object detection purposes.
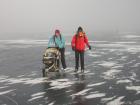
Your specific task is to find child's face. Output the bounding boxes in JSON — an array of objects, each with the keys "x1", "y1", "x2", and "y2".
[{"x1": 55, "y1": 33, "x2": 60, "y2": 36}]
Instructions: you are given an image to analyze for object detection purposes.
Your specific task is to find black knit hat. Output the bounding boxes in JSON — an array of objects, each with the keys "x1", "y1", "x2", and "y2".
[{"x1": 78, "y1": 26, "x2": 83, "y2": 32}]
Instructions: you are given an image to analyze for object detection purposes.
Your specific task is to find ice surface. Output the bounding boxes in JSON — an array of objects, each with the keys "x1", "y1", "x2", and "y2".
[{"x1": 0, "y1": 34, "x2": 140, "y2": 105}]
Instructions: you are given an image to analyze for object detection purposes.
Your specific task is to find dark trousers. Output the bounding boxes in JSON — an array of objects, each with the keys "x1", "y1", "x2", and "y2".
[
  {"x1": 75, "y1": 50, "x2": 84, "y2": 70},
  {"x1": 59, "y1": 48, "x2": 67, "y2": 69}
]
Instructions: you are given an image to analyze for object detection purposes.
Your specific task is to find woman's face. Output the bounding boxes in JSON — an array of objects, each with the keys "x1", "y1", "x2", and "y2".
[{"x1": 79, "y1": 32, "x2": 84, "y2": 37}]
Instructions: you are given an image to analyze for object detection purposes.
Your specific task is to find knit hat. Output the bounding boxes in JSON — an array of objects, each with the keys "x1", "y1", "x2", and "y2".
[
  {"x1": 78, "y1": 26, "x2": 83, "y2": 32},
  {"x1": 55, "y1": 30, "x2": 60, "y2": 35}
]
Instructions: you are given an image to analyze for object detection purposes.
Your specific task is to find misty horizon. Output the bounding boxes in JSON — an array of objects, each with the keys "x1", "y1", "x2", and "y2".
[{"x1": 0, "y1": 0, "x2": 140, "y2": 39}]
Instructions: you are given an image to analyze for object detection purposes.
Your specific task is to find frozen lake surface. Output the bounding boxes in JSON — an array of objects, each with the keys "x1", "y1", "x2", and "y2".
[{"x1": 0, "y1": 34, "x2": 140, "y2": 105}]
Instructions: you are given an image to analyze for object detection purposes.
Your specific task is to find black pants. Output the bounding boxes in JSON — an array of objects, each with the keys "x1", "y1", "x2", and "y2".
[
  {"x1": 75, "y1": 50, "x2": 84, "y2": 70},
  {"x1": 59, "y1": 48, "x2": 67, "y2": 69}
]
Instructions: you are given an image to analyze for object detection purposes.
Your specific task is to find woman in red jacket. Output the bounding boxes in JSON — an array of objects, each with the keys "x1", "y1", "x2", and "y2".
[{"x1": 71, "y1": 27, "x2": 91, "y2": 73}]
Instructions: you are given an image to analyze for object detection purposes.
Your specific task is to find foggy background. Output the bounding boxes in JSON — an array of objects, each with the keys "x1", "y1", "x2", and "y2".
[{"x1": 0, "y1": 0, "x2": 140, "y2": 39}]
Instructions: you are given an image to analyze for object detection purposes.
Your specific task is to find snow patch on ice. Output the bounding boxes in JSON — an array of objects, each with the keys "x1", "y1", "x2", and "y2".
[
  {"x1": 107, "y1": 96, "x2": 125, "y2": 105},
  {"x1": 0, "y1": 75, "x2": 46, "y2": 85},
  {"x1": 31, "y1": 92, "x2": 46, "y2": 97},
  {"x1": 130, "y1": 72, "x2": 137, "y2": 80},
  {"x1": 126, "y1": 47, "x2": 140, "y2": 53},
  {"x1": 124, "y1": 35, "x2": 140, "y2": 38},
  {"x1": 0, "y1": 89, "x2": 15, "y2": 95},
  {"x1": 99, "y1": 61, "x2": 116, "y2": 68},
  {"x1": 87, "y1": 51, "x2": 101, "y2": 57},
  {"x1": 28, "y1": 92, "x2": 47, "y2": 102},
  {"x1": 126, "y1": 86, "x2": 140, "y2": 94},
  {"x1": 112, "y1": 65, "x2": 124, "y2": 69},
  {"x1": 114, "y1": 41, "x2": 137, "y2": 44},
  {"x1": 102, "y1": 69, "x2": 121, "y2": 79},
  {"x1": 71, "y1": 88, "x2": 92, "y2": 96},
  {"x1": 28, "y1": 95, "x2": 44, "y2": 102},
  {"x1": 87, "y1": 82, "x2": 106, "y2": 87},
  {"x1": 0, "y1": 75, "x2": 9, "y2": 80},
  {"x1": 0, "y1": 86, "x2": 9, "y2": 89},
  {"x1": 49, "y1": 79, "x2": 74, "y2": 90},
  {"x1": 65, "y1": 52, "x2": 71, "y2": 55},
  {"x1": 88, "y1": 53, "x2": 101, "y2": 57},
  {"x1": 90, "y1": 41, "x2": 108, "y2": 43},
  {"x1": 101, "y1": 96, "x2": 116, "y2": 102},
  {"x1": 116, "y1": 79, "x2": 132, "y2": 84},
  {"x1": 85, "y1": 93, "x2": 106, "y2": 99},
  {"x1": 17, "y1": 75, "x2": 25, "y2": 78},
  {"x1": 85, "y1": 72, "x2": 95, "y2": 76},
  {"x1": 48, "y1": 101, "x2": 55, "y2": 105},
  {"x1": 131, "y1": 63, "x2": 140, "y2": 67},
  {"x1": 97, "y1": 43, "x2": 125, "y2": 48}
]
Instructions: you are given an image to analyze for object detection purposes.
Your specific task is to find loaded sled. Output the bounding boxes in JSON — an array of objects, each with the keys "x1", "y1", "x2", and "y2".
[{"x1": 42, "y1": 47, "x2": 61, "y2": 77}]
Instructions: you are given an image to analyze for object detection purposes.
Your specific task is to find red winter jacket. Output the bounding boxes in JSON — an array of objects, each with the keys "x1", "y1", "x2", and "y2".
[{"x1": 71, "y1": 34, "x2": 90, "y2": 51}]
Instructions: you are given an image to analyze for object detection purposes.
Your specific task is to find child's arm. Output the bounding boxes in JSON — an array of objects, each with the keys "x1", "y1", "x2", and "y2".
[
  {"x1": 60, "y1": 35, "x2": 65, "y2": 48},
  {"x1": 48, "y1": 37, "x2": 54, "y2": 47}
]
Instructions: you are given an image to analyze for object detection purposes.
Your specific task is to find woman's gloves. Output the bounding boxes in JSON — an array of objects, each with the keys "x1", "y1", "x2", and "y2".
[{"x1": 72, "y1": 47, "x2": 75, "y2": 51}]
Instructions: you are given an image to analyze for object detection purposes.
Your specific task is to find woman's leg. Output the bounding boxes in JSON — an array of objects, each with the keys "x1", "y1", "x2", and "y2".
[
  {"x1": 75, "y1": 50, "x2": 79, "y2": 71},
  {"x1": 80, "y1": 51, "x2": 84, "y2": 72},
  {"x1": 60, "y1": 48, "x2": 67, "y2": 69}
]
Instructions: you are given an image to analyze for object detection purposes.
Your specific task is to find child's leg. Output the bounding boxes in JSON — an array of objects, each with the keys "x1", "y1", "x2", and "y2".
[{"x1": 60, "y1": 48, "x2": 67, "y2": 69}]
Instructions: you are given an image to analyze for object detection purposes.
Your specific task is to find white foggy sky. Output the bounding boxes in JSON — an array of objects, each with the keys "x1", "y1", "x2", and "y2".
[{"x1": 0, "y1": 0, "x2": 140, "y2": 36}]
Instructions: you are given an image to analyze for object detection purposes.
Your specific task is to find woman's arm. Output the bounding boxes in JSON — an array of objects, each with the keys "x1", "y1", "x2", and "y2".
[
  {"x1": 71, "y1": 35, "x2": 76, "y2": 48},
  {"x1": 84, "y1": 35, "x2": 90, "y2": 47}
]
